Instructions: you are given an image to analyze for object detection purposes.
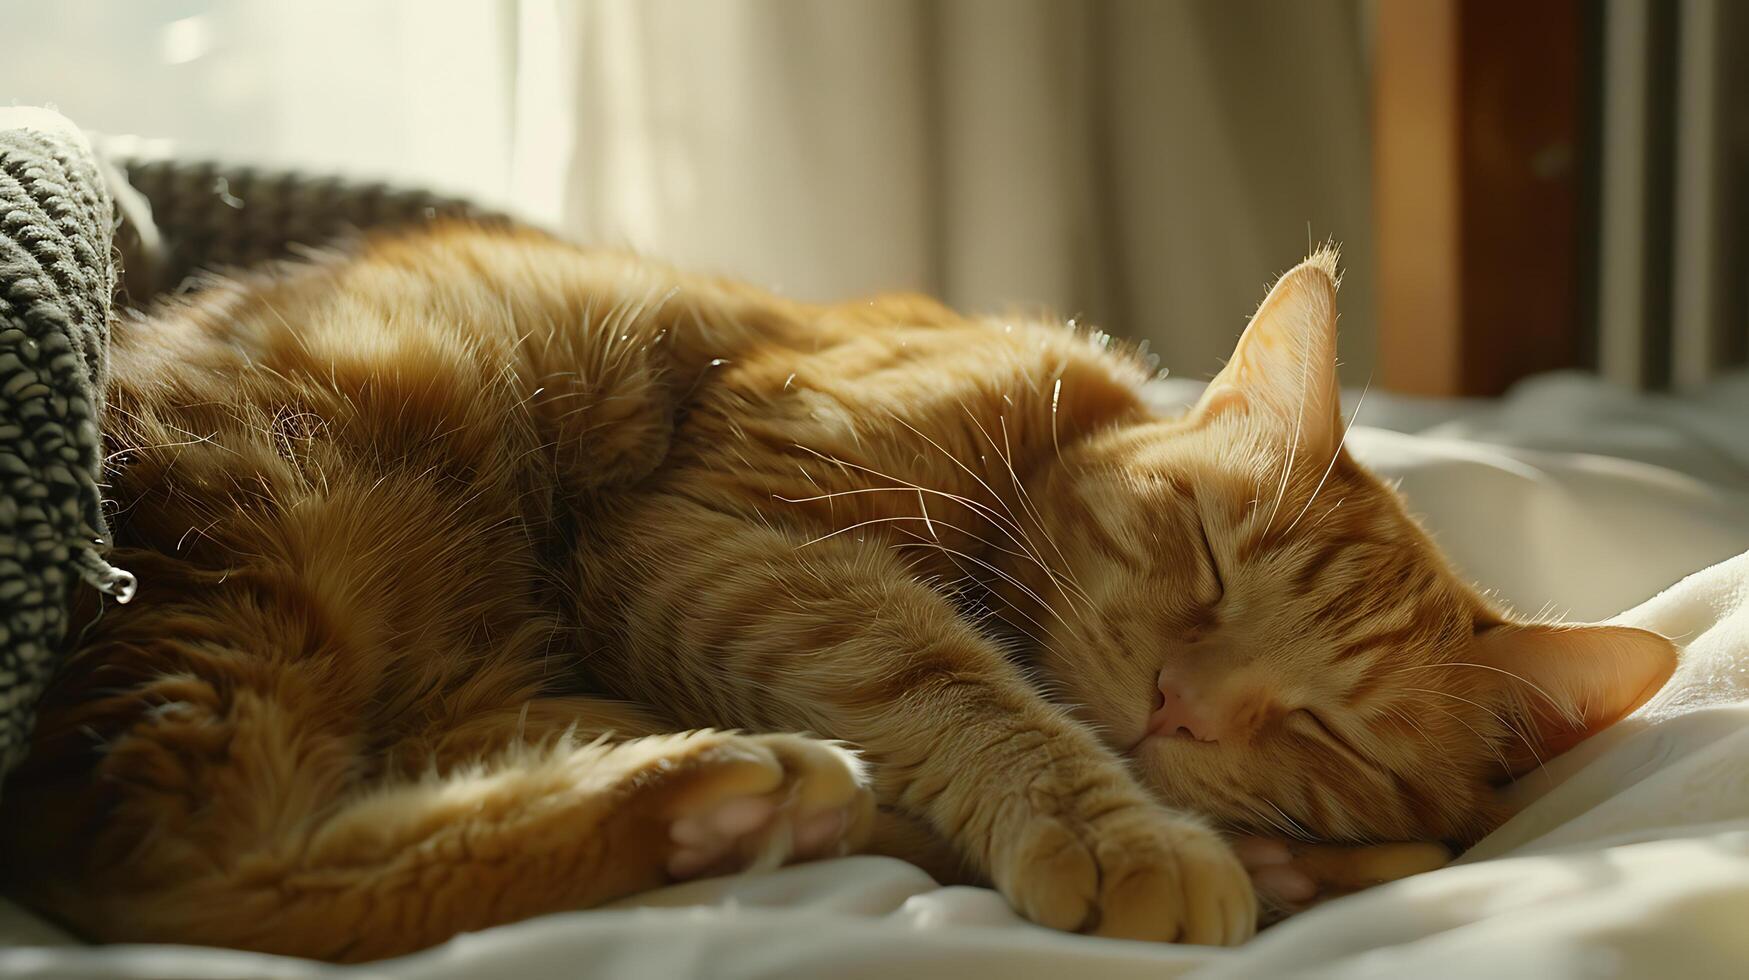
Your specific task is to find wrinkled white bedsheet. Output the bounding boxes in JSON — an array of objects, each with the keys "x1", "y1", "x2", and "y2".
[{"x1": 4, "y1": 371, "x2": 1747, "y2": 979}]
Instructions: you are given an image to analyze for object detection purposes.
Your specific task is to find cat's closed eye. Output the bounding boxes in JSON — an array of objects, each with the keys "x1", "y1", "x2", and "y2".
[
  {"x1": 1196, "y1": 522, "x2": 1225, "y2": 601},
  {"x1": 1286, "y1": 708, "x2": 1360, "y2": 755}
]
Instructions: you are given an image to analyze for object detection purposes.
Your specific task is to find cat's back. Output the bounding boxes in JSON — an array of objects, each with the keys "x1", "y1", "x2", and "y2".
[
  {"x1": 110, "y1": 226, "x2": 646, "y2": 425},
  {"x1": 86, "y1": 228, "x2": 664, "y2": 678}
]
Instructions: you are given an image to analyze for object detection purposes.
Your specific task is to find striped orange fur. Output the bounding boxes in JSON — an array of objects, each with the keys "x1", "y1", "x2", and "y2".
[{"x1": 0, "y1": 227, "x2": 1676, "y2": 959}]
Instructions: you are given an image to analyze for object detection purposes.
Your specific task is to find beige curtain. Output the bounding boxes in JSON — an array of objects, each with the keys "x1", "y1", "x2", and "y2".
[
  {"x1": 519, "y1": 0, "x2": 1375, "y2": 382},
  {"x1": 1596, "y1": 0, "x2": 1749, "y2": 390}
]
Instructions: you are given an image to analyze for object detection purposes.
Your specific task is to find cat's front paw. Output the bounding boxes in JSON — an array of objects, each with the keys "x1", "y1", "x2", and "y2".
[
  {"x1": 1234, "y1": 836, "x2": 1451, "y2": 923},
  {"x1": 997, "y1": 804, "x2": 1255, "y2": 945},
  {"x1": 656, "y1": 733, "x2": 875, "y2": 880}
]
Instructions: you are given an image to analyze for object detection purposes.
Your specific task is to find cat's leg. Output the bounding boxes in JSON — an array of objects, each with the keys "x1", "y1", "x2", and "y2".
[
  {"x1": 4, "y1": 689, "x2": 870, "y2": 962},
  {"x1": 395, "y1": 695, "x2": 881, "y2": 882},
  {"x1": 384, "y1": 694, "x2": 677, "y2": 769},
  {"x1": 866, "y1": 807, "x2": 973, "y2": 885},
  {"x1": 597, "y1": 499, "x2": 1257, "y2": 945}
]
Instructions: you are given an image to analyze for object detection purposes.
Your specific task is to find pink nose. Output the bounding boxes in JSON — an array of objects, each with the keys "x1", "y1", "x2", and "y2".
[{"x1": 1148, "y1": 679, "x2": 1221, "y2": 742}]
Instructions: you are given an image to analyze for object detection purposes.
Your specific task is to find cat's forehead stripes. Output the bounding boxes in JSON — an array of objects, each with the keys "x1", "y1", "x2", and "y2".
[
  {"x1": 1288, "y1": 532, "x2": 1385, "y2": 593},
  {"x1": 1330, "y1": 623, "x2": 1428, "y2": 664}
]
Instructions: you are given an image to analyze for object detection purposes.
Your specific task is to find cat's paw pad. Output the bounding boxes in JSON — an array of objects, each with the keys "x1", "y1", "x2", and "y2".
[
  {"x1": 1233, "y1": 836, "x2": 1451, "y2": 921},
  {"x1": 1000, "y1": 805, "x2": 1255, "y2": 946},
  {"x1": 660, "y1": 733, "x2": 873, "y2": 880}
]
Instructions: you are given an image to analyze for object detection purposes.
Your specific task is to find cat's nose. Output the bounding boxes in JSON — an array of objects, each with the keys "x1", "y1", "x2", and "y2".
[
  {"x1": 1149, "y1": 669, "x2": 1278, "y2": 744},
  {"x1": 1148, "y1": 677, "x2": 1222, "y2": 742}
]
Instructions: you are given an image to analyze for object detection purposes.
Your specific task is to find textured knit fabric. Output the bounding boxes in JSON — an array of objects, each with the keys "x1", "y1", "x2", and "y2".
[
  {"x1": 110, "y1": 153, "x2": 504, "y2": 304},
  {"x1": 0, "y1": 110, "x2": 135, "y2": 780}
]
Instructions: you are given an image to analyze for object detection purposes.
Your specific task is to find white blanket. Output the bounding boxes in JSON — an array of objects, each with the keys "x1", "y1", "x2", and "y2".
[{"x1": 4, "y1": 372, "x2": 1748, "y2": 979}]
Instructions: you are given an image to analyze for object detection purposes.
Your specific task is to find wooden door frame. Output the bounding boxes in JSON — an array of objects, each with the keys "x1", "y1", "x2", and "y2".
[{"x1": 1374, "y1": 0, "x2": 1589, "y2": 397}]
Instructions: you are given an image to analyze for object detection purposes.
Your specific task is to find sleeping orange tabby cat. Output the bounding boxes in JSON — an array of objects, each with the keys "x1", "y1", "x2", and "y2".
[{"x1": 0, "y1": 227, "x2": 1675, "y2": 960}]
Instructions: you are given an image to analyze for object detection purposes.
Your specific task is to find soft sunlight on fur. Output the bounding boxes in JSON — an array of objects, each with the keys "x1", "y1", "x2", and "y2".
[{"x1": 0, "y1": 227, "x2": 1677, "y2": 961}]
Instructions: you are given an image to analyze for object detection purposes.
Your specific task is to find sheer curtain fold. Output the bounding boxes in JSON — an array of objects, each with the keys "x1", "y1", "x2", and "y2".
[{"x1": 521, "y1": 0, "x2": 1375, "y2": 380}]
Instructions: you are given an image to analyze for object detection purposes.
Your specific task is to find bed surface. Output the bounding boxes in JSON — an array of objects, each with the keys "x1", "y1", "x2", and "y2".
[{"x1": 4, "y1": 370, "x2": 1747, "y2": 979}]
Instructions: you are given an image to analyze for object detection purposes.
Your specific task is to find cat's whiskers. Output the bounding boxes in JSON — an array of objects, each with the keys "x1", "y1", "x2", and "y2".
[
  {"x1": 785, "y1": 490, "x2": 1094, "y2": 648},
  {"x1": 883, "y1": 414, "x2": 1027, "y2": 530},
  {"x1": 1279, "y1": 380, "x2": 1369, "y2": 540},
  {"x1": 1304, "y1": 496, "x2": 1347, "y2": 532},
  {"x1": 1262, "y1": 338, "x2": 1314, "y2": 539},
  {"x1": 1401, "y1": 686, "x2": 1547, "y2": 777},
  {"x1": 1373, "y1": 699, "x2": 1427, "y2": 735},
  {"x1": 1238, "y1": 802, "x2": 1288, "y2": 839},
  {"x1": 885, "y1": 536, "x2": 1061, "y2": 642},
  {"x1": 1388, "y1": 661, "x2": 1568, "y2": 722},
  {"x1": 1050, "y1": 377, "x2": 1064, "y2": 466},
  {"x1": 1416, "y1": 701, "x2": 1517, "y2": 782},
  {"x1": 962, "y1": 443, "x2": 1091, "y2": 619},
  {"x1": 783, "y1": 448, "x2": 1073, "y2": 599},
  {"x1": 781, "y1": 499, "x2": 1048, "y2": 602},
  {"x1": 885, "y1": 413, "x2": 1064, "y2": 580},
  {"x1": 1261, "y1": 796, "x2": 1317, "y2": 841},
  {"x1": 925, "y1": 557, "x2": 1056, "y2": 653},
  {"x1": 983, "y1": 407, "x2": 1095, "y2": 611},
  {"x1": 791, "y1": 507, "x2": 1045, "y2": 581},
  {"x1": 886, "y1": 537, "x2": 1072, "y2": 634},
  {"x1": 792, "y1": 463, "x2": 835, "y2": 521},
  {"x1": 1241, "y1": 798, "x2": 1314, "y2": 843}
]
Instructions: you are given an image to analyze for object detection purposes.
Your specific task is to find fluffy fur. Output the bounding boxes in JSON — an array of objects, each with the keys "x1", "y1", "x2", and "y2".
[{"x1": 0, "y1": 226, "x2": 1676, "y2": 959}]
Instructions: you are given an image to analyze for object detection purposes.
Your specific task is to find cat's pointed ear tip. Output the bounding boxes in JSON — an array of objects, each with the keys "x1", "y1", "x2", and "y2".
[
  {"x1": 1259, "y1": 250, "x2": 1342, "y2": 319},
  {"x1": 1286, "y1": 246, "x2": 1342, "y2": 292},
  {"x1": 1619, "y1": 623, "x2": 1681, "y2": 665},
  {"x1": 1306, "y1": 242, "x2": 1342, "y2": 273},
  {"x1": 1593, "y1": 622, "x2": 1680, "y2": 655}
]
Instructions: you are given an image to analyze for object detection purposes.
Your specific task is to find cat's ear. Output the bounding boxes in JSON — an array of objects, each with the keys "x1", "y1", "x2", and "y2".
[
  {"x1": 1192, "y1": 250, "x2": 1343, "y2": 458},
  {"x1": 1473, "y1": 622, "x2": 1678, "y2": 780}
]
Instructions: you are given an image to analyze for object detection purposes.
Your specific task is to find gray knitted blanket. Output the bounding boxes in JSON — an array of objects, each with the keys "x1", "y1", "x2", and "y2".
[{"x1": 0, "y1": 109, "x2": 135, "y2": 778}]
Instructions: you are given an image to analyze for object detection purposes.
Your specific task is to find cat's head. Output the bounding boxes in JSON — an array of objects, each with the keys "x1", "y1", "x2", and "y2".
[{"x1": 1022, "y1": 251, "x2": 1677, "y2": 845}]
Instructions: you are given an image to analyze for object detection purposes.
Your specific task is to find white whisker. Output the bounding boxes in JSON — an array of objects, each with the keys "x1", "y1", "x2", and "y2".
[
  {"x1": 784, "y1": 447, "x2": 1068, "y2": 591},
  {"x1": 1050, "y1": 377, "x2": 1064, "y2": 465},
  {"x1": 1402, "y1": 687, "x2": 1546, "y2": 777},
  {"x1": 1262, "y1": 338, "x2": 1313, "y2": 537},
  {"x1": 1280, "y1": 379, "x2": 1369, "y2": 539},
  {"x1": 1389, "y1": 661, "x2": 1567, "y2": 721},
  {"x1": 1261, "y1": 797, "x2": 1316, "y2": 842}
]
